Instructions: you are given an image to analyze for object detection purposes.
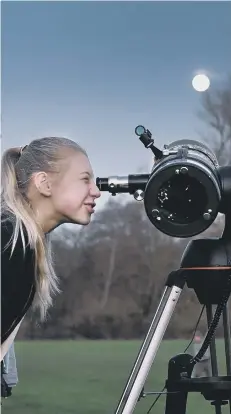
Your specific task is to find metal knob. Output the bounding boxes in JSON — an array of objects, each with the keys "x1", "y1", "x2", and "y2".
[{"x1": 134, "y1": 189, "x2": 144, "y2": 201}]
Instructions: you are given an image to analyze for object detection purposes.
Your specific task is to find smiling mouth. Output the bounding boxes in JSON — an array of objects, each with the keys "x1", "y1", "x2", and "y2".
[{"x1": 85, "y1": 203, "x2": 96, "y2": 213}]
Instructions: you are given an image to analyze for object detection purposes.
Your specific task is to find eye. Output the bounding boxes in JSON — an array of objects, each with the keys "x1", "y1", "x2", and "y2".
[{"x1": 82, "y1": 176, "x2": 90, "y2": 183}]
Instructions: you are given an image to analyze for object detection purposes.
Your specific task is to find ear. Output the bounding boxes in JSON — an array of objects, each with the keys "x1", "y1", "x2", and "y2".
[{"x1": 33, "y1": 172, "x2": 52, "y2": 197}]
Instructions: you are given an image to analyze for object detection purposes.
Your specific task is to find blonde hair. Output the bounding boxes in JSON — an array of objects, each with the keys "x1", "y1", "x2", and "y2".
[{"x1": 1, "y1": 137, "x2": 86, "y2": 321}]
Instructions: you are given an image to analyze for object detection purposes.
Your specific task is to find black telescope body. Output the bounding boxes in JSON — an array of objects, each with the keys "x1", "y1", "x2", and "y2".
[{"x1": 96, "y1": 126, "x2": 231, "y2": 238}]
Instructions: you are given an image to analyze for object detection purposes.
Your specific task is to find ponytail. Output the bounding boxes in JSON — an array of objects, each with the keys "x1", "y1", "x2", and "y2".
[{"x1": 1, "y1": 147, "x2": 34, "y2": 253}]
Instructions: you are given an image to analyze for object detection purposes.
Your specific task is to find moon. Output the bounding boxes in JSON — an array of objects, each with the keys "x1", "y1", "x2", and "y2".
[{"x1": 192, "y1": 74, "x2": 210, "y2": 92}]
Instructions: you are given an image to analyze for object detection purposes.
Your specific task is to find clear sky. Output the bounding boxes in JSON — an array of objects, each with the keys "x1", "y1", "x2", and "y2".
[{"x1": 2, "y1": 1, "x2": 231, "y2": 208}]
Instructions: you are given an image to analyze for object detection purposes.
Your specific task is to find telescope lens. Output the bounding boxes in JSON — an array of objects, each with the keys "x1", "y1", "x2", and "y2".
[{"x1": 157, "y1": 175, "x2": 208, "y2": 224}]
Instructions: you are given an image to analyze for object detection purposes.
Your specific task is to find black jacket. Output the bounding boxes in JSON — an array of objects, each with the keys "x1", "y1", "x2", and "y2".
[{"x1": 1, "y1": 216, "x2": 36, "y2": 344}]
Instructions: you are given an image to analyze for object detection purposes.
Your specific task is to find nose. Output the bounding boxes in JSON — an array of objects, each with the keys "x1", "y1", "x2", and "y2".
[{"x1": 91, "y1": 181, "x2": 101, "y2": 198}]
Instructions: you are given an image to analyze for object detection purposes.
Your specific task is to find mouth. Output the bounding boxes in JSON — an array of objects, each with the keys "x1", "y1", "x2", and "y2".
[{"x1": 84, "y1": 203, "x2": 96, "y2": 214}]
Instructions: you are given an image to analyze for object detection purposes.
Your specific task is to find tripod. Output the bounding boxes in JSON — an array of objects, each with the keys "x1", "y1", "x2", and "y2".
[{"x1": 114, "y1": 215, "x2": 231, "y2": 414}]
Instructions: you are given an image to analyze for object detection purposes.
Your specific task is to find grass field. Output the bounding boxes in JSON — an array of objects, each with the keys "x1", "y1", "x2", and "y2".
[{"x1": 1, "y1": 339, "x2": 230, "y2": 414}]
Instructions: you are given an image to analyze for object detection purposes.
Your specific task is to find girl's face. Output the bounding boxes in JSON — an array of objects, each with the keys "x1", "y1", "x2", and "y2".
[{"x1": 50, "y1": 151, "x2": 101, "y2": 226}]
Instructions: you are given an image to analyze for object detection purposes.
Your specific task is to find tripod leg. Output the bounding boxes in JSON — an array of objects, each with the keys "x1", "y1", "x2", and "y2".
[
  {"x1": 206, "y1": 305, "x2": 222, "y2": 414},
  {"x1": 165, "y1": 353, "x2": 193, "y2": 414},
  {"x1": 223, "y1": 302, "x2": 231, "y2": 375},
  {"x1": 223, "y1": 302, "x2": 231, "y2": 413},
  {"x1": 206, "y1": 305, "x2": 219, "y2": 377},
  {"x1": 114, "y1": 283, "x2": 183, "y2": 414}
]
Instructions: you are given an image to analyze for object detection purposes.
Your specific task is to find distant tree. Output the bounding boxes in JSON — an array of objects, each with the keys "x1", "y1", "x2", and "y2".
[{"x1": 197, "y1": 75, "x2": 231, "y2": 165}]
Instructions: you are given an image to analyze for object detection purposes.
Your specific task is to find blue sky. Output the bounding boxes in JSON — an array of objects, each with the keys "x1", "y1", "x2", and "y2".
[{"x1": 2, "y1": 1, "x2": 231, "y2": 207}]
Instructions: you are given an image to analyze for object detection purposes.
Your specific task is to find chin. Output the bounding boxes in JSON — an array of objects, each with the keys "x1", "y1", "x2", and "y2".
[
  {"x1": 62, "y1": 210, "x2": 93, "y2": 226},
  {"x1": 71, "y1": 213, "x2": 92, "y2": 226},
  {"x1": 77, "y1": 217, "x2": 91, "y2": 225}
]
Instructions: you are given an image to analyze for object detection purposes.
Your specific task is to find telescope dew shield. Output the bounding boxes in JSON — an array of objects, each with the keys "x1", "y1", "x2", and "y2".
[{"x1": 144, "y1": 140, "x2": 222, "y2": 238}]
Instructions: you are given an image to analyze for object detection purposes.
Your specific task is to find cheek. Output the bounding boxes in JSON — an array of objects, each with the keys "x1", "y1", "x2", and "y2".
[{"x1": 52, "y1": 183, "x2": 88, "y2": 214}]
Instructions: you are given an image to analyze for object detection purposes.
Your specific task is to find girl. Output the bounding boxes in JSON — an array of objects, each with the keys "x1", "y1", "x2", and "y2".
[{"x1": 1, "y1": 137, "x2": 101, "y2": 397}]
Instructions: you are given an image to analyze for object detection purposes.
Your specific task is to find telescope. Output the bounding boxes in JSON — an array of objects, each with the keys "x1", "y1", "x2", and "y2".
[{"x1": 96, "y1": 126, "x2": 231, "y2": 414}]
